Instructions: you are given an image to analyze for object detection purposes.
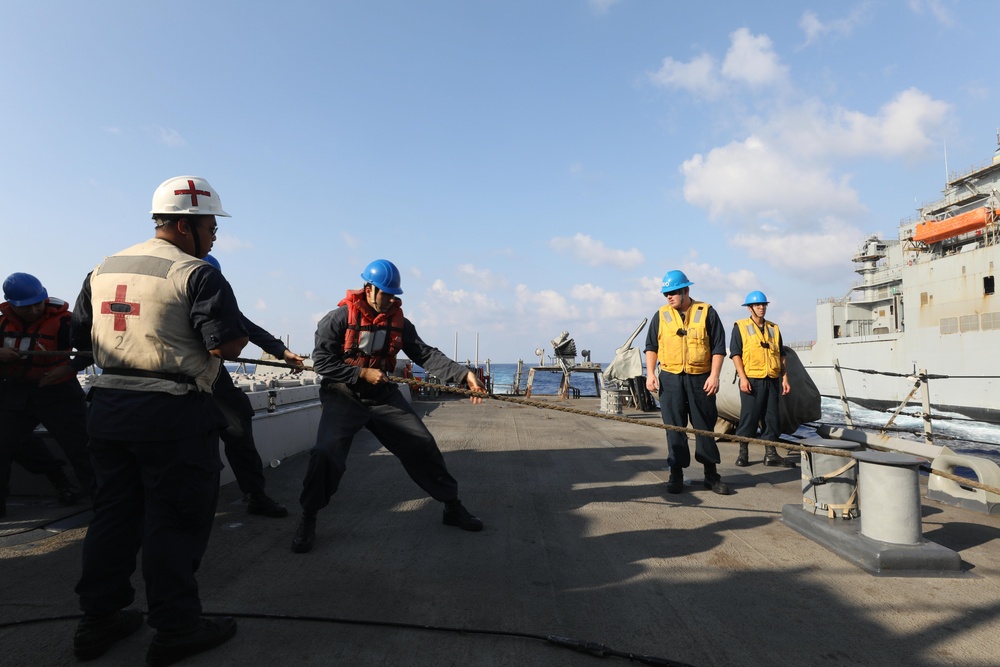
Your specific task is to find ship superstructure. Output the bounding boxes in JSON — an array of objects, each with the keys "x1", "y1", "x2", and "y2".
[{"x1": 796, "y1": 142, "x2": 1000, "y2": 423}]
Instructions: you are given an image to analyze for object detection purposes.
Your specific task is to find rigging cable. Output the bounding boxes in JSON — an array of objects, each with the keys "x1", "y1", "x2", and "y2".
[{"x1": 0, "y1": 612, "x2": 693, "y2": 667}]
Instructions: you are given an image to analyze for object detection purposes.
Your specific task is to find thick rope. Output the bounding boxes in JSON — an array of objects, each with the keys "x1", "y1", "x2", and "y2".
[
  {"x1": 392, "y1": 377, "x2": 1000, "y2": 498},
  {"x1": 15, "y1": 352, "x2": 1000, "y2": 497}
]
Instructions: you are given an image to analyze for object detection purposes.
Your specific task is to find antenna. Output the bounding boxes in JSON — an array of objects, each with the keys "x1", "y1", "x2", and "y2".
[{"x1": 943, "y1": 137, "x2": 949, "y2": 185}]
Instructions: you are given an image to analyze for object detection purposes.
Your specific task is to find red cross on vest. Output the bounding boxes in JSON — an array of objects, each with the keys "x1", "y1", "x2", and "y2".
[
  {"x1": 100, "y1": 284, "x2": 141, "y2": 332},
  {"x1": 173, "y1": 179, "x2": 211, "y2": 207}
]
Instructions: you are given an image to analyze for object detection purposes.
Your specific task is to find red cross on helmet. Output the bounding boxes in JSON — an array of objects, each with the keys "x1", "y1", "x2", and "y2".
[{"x1": 150, "y1": 176, "x2": 231, "y2": 217}]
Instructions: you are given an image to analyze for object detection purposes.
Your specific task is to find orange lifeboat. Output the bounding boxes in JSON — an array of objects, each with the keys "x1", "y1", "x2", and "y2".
[{"x1": 913, "y1": 206, "x2": 994, "y2": 244}]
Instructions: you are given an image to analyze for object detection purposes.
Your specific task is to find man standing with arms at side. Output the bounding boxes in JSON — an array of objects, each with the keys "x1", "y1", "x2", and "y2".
[
  {"x1": 71, "y1": 176, "x2": 247, "y2": 666},
  {"x1": 730, "y1": 291, "x2": 796, "y2": 468},
  {"x1": 292, "y1": 259, "x2": 486, "y2": 553},
  {"x1": 644, "y1": 270, "x2": 731, "y2": 495}
]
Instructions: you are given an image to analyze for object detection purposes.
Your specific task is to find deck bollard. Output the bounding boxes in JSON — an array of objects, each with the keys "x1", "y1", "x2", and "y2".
[
  {"x1": 853, "y1": 451, "x2": 928, "y2": 545},
  {"x1": 801, "y1": 439, "x2": 861, "y2": 519}
]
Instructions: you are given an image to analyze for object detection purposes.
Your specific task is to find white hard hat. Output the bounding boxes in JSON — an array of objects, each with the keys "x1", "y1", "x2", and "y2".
[{"x1": 150, "y1": 176, "x2": 231, "y2": 217}]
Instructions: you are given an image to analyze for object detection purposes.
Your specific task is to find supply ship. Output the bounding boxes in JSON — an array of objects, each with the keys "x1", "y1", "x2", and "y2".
[{"x1": 795, "y1": 139, "x2": 1000, "y2": 424}]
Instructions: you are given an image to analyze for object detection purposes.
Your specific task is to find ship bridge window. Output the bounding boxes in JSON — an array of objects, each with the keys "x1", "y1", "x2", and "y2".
[
  {"x1": 960, "y1": 314, "x2": 980, "y2": 332},
  {"x1": 983, "y1": 312, "x2": 1000, "y2": 330},
  {"x1": 921, "y1": 292, "x2": 929, "y2": 306},
  {"x1": 940, "y1": 317, "x2": 958, "y2": 334},
  {"x1": 985, "y1": 276, "x2": 995, "y2": 295}
]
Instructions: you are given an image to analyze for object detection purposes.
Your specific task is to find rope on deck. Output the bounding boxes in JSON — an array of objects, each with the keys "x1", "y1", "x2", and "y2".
[
  {"x1": 390, "y1": 377, "x2": 1000, "y2": 499},
  {"x1": 18, "y1": 352, "x2": 1000, "y2": 497}
]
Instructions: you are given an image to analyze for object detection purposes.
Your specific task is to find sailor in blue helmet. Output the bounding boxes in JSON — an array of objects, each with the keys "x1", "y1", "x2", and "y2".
[
  {"x1": 0, "y1": 272, "x2": 95, "y2": 515},
  {"x1": 201, "y1": 254, "x2": 306, "y2": 517},
  {"x1": 292, "y1": 259, "x2": 486, "y2": 553},
  {"x1": 71, "y1": 176, "x2": 246, "y2": 664},
  {"x1": 643, "y1": 270, "x2": 731, "y2": 495},
  {"x1": 730, "y1": 291, "x2": 796, "y2": 468}
]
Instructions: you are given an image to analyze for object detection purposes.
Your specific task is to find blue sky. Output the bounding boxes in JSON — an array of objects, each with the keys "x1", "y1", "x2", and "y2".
[{"x1": 1, "y1": 1, "x2": 993, "y2": 364}]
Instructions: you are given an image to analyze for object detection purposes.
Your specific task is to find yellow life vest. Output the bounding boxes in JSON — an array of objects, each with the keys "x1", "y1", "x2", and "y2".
[
  {"x1": 736, "y1": 317, "x2": 782, "y2": 379},
  {"x1": 656, "y1": 301, "x2": 712, "y2": 374}
]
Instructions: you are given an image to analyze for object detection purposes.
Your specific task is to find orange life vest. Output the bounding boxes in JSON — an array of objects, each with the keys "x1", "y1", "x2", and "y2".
[
  {"x1": 339, "y1": 290, "x2": 405, "y2": 371},
  {"x1": 0, "y1": 298, "x2": 75, "y2": 384}
]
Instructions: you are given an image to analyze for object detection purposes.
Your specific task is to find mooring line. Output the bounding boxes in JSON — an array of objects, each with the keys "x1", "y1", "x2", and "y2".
[{"x1": 17, "y1": 352, "x2": 1000, "y2": 496}]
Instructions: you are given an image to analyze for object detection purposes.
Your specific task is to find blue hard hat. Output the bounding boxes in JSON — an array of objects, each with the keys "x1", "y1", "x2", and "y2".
[
  {"x1": 743, "y1": 290, "x2": 769, "y2": 306},
  {"x1": 660, "y1": 270, "x2": 693, "y2": 293},
  {"x1": 3, "y1": 273, "x2": 48, "y2": 307},
  {"x1": 203, "y1": 254, "x2": 222, "y2": 272},
  {"x1": 361, "y1": 259, "x2": 403, "y2": 295}
]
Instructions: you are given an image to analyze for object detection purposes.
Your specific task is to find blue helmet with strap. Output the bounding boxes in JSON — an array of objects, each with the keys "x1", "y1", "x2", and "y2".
[
  {"x1": 660, "y1": 270, "x2": 693, "y2": 294},
  {"x1": 3, "y1": 273, "x2": 48, "y2": 307},
  {"x1": 361, "y1": 259, "x2": 403, "y2": 295},
  {"x1": 743, "y1": 290, "x2": 769, "y2": 306}
]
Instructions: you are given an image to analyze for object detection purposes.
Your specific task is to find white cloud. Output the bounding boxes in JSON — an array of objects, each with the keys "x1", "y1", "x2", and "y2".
[
  {"x1": 755, "y1": 90, "x2": 950, "y2": 160},
  {"x1": 648, "y1": 53, "x2": 725, "y2": 99},
  {"x1": 721, "y1": 28, "x2": 789, "y2": 88},
  {"x1": 341, "y1": 231, "x2": 360, "y2": 249},
  {"x1": 549, "y1": 233, "x2": 644, "y2": 270},
  {"x1": 212, "y1": 234, "x2": 254, "y2": 252},
  {"x1": 587, "y1": 0, "x2": 622, "y2": 14},
  {"x1": 514, "y1": 284, "x2": 580, "y2": 320},
  {"x1": 729, "y1": 221, "x2": 866, "y2": 274},
  {"x1": 799, "y1": 5, "x2": 871, "y2": 46},
  {"x1": 150, "y1": 126, "x2": 185, "y2": 147},
  {"x1": 457, "y1": 264, "x2": 507, "y2": 289},
  {"x1": 417, "y1": 279, "x2": 501, "y2": 321},
  {"x1": 908, "y1": 0, "x2": 955, "y2": 27},
  {"x1": 254, "y1": 298, "x2": 267, "y2": 311},
  {"x1": 681, "y1": 135, "x2": 865, "y2": 225}
]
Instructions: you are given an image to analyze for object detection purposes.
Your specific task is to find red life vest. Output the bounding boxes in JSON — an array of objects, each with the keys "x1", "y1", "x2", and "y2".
[
  {"x1": 0, "y1": 298, "x2": 74, "y2": 384},
  {"x1": 338, "y1": 290, "x2": 405, "y2": 371}
]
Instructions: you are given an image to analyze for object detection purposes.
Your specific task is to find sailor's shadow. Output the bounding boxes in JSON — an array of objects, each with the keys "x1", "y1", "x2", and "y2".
[
  {"x1": 923, "y1": 520, "x2": 1000, "y2": 552},
  {"x1": 575, "y1": 516, "x2": 772, "y2": 581}
]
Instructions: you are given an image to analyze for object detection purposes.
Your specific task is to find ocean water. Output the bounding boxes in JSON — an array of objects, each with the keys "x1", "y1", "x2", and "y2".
[
  {"x1": 819, "y1": 397, "x2": 1000, "y2": 464},
  {"x1": 483, "y1": 362, "x2": 603, "y2": 397}
]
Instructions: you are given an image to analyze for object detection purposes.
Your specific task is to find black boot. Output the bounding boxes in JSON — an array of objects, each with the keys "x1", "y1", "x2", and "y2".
[
  {"x1": 703, "y1": 464, "x2": 731, "y2": 495},
  {"x1": 443, "y1": 500, "x2": 484, "y2": 531},
  {"x1": 146, "y1": 616, "x2": 237, "y2": 667},
  {"x1": 666, "y1": 467, "x2": 684, "y2": 494},
  {"x1": 291, "y1": 513, "x2": 316, "y2": 553},
  {"x1": 246, "y1": 491, "x2": 289, "y2": 518},
  {"x1": 46, "y1": 468, "x2": 81, "y2": 505},
  {"x1": 73, "y1": 609, "x2": 144, "y2": 661},
  {"x1": 764, "y1": 446, "x2": 797, "y2": 468},
  {"x1": 735, "y1": 444, "x2": 749, "y2": 467}
]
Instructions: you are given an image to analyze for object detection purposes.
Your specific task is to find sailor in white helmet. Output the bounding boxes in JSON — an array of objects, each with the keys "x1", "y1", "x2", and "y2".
[{"x1": 71, "y1": 176, "x2": 247, "y2": 665}]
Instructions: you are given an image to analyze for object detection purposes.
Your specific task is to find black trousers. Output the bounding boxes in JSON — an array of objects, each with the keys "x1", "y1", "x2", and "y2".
[
  {"x1": 76, "y1": 431, "x2": 221, "y2": 630},
  {"x1": 213, "y1": 376, "x2": 266, "y2": 496},
  {"x1": 0, "y1": 381, "x2": 94, "y2": 498},
  {"x1": 299, "y1": 384, "x2": 458, "y2": 514},
  {"x1": 736, "y1": 376, "x2": 781, "y2": 442},
  {"x1": 657, "y1": 370, "x2": 721, "y2": 469}
]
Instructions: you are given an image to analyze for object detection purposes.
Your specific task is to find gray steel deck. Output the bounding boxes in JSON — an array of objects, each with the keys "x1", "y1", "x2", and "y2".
[{"x1": 2, "y1": 396, "x2": 999, "y2": 666}]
